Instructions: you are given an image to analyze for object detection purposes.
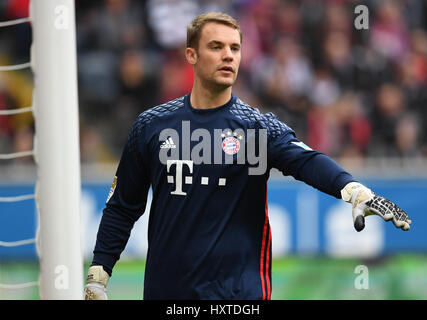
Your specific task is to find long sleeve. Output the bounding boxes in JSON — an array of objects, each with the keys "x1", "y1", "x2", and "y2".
[
  {"x1": 267, "y1": 119, "x2": 356, "y2": 199},
  {"x1": 92, "y1": 118, "x2": 151, "y2": 276}
]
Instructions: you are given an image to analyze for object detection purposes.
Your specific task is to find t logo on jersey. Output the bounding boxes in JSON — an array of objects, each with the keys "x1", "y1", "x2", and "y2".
[
  {"x1": 167, "y1": 160, "x2": 193, "y2": 196},
  {"x1": 166, "y1": 159, "x2": 227, "y2": 195}
]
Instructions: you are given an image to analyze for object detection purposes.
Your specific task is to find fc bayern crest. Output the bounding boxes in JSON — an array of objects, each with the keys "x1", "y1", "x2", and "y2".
[{"x1": 222, "y1": 136, "x2": 240, "y2": 155}]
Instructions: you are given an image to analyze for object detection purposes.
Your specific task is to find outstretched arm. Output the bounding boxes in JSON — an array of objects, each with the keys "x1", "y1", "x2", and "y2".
[{"x1": 269, "y1": 129, "x2": 411, "y2": 232}]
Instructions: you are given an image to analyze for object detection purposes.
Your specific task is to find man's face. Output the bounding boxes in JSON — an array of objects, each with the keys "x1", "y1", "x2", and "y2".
[{"x1": 189, "y1": 22, "x2": 241, "y2": 90}]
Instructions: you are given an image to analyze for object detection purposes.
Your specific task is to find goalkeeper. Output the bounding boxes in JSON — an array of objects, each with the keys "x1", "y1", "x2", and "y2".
[{"x1": 85, "y1": 12, "x2": 411, "y2": 300}]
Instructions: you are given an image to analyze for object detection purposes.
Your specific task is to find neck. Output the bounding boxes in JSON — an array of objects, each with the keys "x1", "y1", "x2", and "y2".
[{"x1": 190, "y1": 79, "x2": 232, "y2": 109}]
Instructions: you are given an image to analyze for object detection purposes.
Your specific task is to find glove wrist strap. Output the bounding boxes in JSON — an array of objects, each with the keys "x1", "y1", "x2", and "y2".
[
  {"x1": 86, "y1": 265, "x2": 110, "y2": 287},
  {"x1": 341, "y1": 182, "x2": 364, "y2": 203}
]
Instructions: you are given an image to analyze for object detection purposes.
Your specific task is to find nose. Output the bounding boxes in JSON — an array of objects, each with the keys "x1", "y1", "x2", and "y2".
[{"x1": 223, "y1": 46, "x2": 234, "y2": 61}]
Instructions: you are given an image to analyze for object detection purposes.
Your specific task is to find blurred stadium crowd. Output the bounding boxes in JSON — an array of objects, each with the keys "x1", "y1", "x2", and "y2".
[{"x1": 1, "y1": 0, "x2": 427, "y2": 168}]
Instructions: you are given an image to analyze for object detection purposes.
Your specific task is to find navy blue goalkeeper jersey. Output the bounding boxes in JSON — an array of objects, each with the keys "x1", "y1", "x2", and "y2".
[{"x1": 92, "y1": 94, "x2": 355, "y2": 300}]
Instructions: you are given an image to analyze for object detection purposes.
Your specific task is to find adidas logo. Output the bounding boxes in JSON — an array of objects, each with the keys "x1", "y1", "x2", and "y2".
[{"x1": 160, "y1": 137, "x2": 176, "y2": 149}]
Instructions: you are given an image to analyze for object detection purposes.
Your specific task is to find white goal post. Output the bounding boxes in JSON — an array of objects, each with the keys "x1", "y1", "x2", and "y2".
[{"x1": 31, "y1": 0, "x2": 83, "y2": 299}]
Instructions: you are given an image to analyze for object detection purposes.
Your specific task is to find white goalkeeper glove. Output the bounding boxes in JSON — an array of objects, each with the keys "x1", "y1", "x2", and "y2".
[
  {"x1": 84, "y1": 265, "x2": 110, "y2": 300},
  {"x1": 341, "y1": 182, "x2": 412, "y2": 232}
]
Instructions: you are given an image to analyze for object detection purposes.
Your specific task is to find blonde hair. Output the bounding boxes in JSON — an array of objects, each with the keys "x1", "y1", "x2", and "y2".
[{"x1": 186, "y1": 12, "x2": 242, "y2": 49}]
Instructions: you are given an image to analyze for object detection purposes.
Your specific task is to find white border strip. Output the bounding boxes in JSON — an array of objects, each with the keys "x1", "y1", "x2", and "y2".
[
  {"x1": 0, "y1": 281, "x2": 39, "y2": 289},
  {"x1": 0, "y1": 62, "x2": 31, "y2": 71},
  {"x1": 0, "y1": 194, "x2": 35, "y2": 202},
  {"x1": 0, "y1": 150, "x2": 34, "y2": 160},
  {"x1": 0, "y1": 238, "x2": 36, "y2": 247},
  {"x1": 0, "y1": 106, "x2": 33, "y2": 115},
  {"x1": 0, "y1": 17, "x2": 31, "y2": 28}
]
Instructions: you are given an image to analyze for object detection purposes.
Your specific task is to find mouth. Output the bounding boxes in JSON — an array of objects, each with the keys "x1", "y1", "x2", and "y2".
[{"x1": 218, "y1": 66, "x2": 234, "y2": 74}]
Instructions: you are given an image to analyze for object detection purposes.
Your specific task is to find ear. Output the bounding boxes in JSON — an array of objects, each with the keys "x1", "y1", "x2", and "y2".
[{"x1": 185, "y1": 47, "x2": 197, "y2": 65}]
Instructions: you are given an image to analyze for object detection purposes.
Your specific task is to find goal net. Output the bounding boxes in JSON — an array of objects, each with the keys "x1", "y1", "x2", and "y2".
[{"x1": 0, "y1": 0, "x2": 83, "y2": 299}]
